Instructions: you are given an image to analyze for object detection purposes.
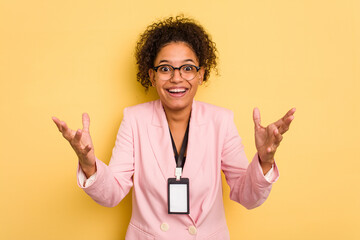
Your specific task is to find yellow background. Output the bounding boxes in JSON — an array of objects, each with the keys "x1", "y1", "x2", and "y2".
[{"x1": 1, "y1": 0, "x2": 359, "y2": 239}]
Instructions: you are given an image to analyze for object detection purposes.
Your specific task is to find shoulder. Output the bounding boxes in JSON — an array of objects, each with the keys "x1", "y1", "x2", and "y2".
[
  {"x1": 122, "y1": 100, "x2": 158, "y2": 121},
  {"x1": 194, "y1": 100, "x2": 233, "y2": 119},
  {"x1": 194, "y1": 101, "x2": 240, "y2": 138},
  {"x1": 192, "y1": 101, "x2": 234, "y2": 128},
  {"x1": 124, "y1": 101, "x2": 155, "y2": 113}
]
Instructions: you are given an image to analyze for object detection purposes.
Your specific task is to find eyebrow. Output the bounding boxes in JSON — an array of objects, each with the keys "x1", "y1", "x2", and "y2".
[{"x1": 158, "y1": 59, "x2": 196, "y2": 65}]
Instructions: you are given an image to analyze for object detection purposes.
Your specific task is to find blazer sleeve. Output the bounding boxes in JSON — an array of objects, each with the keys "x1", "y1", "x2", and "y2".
[
  {"x1": 221, "y1": 111, "x2": 279, "y2": 209},
  {"x1": 76, "y1": 108, "x2": 134, "y2": 207}
]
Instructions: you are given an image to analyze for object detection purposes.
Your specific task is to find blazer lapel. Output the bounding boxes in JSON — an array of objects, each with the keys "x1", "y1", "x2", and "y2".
[
  {"x1": 147, "y1": 100, "x2": 208, "y2": 182},
  {"x1": 147, "y1": 100, "x2": 176, "y2": 181},
  {"x1": 182, "y1": 100, "x2": 208, "y2": 180}
]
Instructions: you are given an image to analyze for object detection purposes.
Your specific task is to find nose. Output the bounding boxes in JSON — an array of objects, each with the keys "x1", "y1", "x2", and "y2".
[{"x1": 169, "y1": 68, "x2": 183, "y2": 83}]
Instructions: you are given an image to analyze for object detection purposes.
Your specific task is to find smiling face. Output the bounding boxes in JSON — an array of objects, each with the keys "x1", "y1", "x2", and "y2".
[{"x1": 149, "y1": 42, "x2": 204, "y2": 113}]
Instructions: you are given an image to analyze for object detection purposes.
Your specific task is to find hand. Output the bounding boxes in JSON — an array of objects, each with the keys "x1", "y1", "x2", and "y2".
[
  {"x1": 52, "y1": 113, "x2": 96, "y2": 177},
  {"x1": 253, "y1": 107, "x2": 296, "y2": 165}
]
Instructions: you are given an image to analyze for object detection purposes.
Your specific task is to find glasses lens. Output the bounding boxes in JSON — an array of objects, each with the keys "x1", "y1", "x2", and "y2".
[
  {"x1": 180, "y1": 65, "x2": 197, "y2": 81},
  {"x1": 155, "y1": 64, "x2": 198, "y2": 81},
  {"x1": 157, "y1": 65, "x2": 173, "y2": 81}
]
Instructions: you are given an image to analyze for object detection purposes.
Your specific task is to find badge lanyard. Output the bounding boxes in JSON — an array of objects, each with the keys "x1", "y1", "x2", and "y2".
[{"x1": 167, "y1": 121, "x2": 190, "y2": 214}]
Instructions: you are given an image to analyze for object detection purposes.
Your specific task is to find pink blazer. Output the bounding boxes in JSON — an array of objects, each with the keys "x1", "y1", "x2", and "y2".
[{"x1": 77, "y1": 100, "x2": 279, "y2": 240}]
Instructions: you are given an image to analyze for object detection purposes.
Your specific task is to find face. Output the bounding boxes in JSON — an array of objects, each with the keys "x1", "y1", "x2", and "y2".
[{"x1": 149, "y1": 42, "x2": 205, "y2": 113}]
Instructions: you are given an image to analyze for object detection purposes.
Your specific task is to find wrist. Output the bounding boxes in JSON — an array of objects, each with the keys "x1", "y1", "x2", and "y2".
[
  {"x1": 258, "y1": 154, "x2": 274, "y2": 175},
  {"x1": 80, "y1": 162, "x2": 96, "y2": 178},
  {"x1": 260, "y1": 160, "x2": 274, "y2": 167},
  {"x1": 258, "y1": 154, "x2": 274, "y2": 165}
]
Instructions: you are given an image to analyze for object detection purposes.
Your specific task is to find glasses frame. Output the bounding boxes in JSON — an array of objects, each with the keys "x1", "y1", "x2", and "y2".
[{"x1": 152, "y1": 64, "x2": 201, "y2": 81}]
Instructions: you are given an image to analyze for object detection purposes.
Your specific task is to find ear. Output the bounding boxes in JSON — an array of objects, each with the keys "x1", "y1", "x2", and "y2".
[
  {"x1": 148, "y1": 68, "x2": 156, "y2": 86},
  {"x1": 198, "y1": 67, "x2": 205, "y2": 85}
]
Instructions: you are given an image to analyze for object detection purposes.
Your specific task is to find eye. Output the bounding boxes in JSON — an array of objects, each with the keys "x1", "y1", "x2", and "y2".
[
  {"x1": 159, "y1": 65, "x2": 172, "y2": 73},
  {"x1": 182, "y1": 65, "x2": 194, "y2": 72}
]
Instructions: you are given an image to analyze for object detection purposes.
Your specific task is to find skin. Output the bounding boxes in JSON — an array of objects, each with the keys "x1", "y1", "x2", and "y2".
[
  {"x1": 253, "y1": 107, "x2": 296, "y2": 174},
  {"x1": 52, "y1": 41, "x2": 295, "y2": 178},
  {"x1": 148, "y1": 42, "x2": 204, "y2": 153},
  {"x1": 52, "y1": 113, "x2": 96, "y2": 178}
]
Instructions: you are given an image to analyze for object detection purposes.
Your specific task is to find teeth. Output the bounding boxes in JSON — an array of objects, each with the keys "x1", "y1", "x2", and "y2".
[{"x1": 168, "y1": 88, "x2": 186, "y2": 93}]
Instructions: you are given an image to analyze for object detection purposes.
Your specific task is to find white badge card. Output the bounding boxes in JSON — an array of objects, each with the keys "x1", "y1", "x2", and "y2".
[{"x1": 168, "y1": 178, "x2": 189, "y2": 214}]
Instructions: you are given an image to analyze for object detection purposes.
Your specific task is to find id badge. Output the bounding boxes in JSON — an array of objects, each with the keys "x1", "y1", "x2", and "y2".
[{"x1": 168, "y1": 178, "x2": 189, "y2": 214}]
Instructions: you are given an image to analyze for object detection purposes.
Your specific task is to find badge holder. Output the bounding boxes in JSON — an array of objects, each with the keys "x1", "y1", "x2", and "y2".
[
  {"x1": 167, "y1": 121, "x2": 190, "y2": 214},
  {"x1": 168, "y1": 168, "x2": 189, "y2": 214}
]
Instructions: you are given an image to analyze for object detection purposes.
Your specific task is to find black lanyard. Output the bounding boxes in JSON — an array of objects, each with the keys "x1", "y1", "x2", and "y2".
[{"x1": 169, "y1": 121, "x2": 190, "y2": 169}]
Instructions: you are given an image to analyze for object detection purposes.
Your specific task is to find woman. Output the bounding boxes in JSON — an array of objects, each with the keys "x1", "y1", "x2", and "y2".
[{"x1": 52, "y1": 16, "x2": 295, "y2": 239}]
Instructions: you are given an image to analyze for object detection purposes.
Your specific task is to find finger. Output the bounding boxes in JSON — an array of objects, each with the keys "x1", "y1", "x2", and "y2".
[
  {"x1": 267, "y1": 146, "x2": 273, "y2": 153},
  {"x1": 265, "y1": 128, "x2": 282, "y2": 157},
  {"x1": 253, "y1": 107, "x2": 261, "y2": 129},
  {"x1": 61, "y1": 121, "x2": 73, "y2": 141},
  {"x1": 284, "y1": 107, "x2": 296, "y2": 119},
  {"x1": 274, "y1": 108, "x2": 296, "y2": 134},
  {"x1": 273, "y1": 128, "x2": 283, "y2": 146},
  {"x1": 279, "y1": 115, "x2": 295, "y2": 134},
  {"x1": 266, "y1": 143, "x2": 277, "y2": 155},
  {"x1": 266, "y1": 143, "x2": 276, "y2": 154},
  {"x1": 284, "y1": 115, "x2": 295, "y2": 126},
  {"x1": 52, "y1": 117, "x2": 62, "y2": 131},
  {"x1": 82, "y1": 113, "x2": 90, "y2": 132},
  {"x1": 84, "y1": 145, "x2": 92, "y2": 154},
  {"x1": 70, "y1": 129, "x2": 84, "y2": 154},
  {"x1": 265, "y1": 124, "x2": 277, "y2": 151},
  {"x1": 267, "y1": 123, "x2": 277, "y2": 136},
  {"x1": 282, "y1": 107, "x2": 295, "y2": 124},
  {"x1": 73, "y1": 129, "x2": 82, "y2": 145},
  {"x1": 274, "y1": 108, "x2": 296, "y2": 126}
]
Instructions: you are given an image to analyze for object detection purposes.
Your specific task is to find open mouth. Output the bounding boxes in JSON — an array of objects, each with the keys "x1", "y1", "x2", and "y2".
[{"x1": 166, "y1": 88, "x2": 188, "y2": 97}]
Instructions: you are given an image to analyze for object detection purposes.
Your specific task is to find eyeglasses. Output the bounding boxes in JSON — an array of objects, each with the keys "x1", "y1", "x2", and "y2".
[{"x1": 153, "y1": 64, "x2": 200, "y2": 81}]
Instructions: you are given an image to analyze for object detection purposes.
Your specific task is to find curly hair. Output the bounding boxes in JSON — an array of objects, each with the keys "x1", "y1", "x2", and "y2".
[{"x1": 135, "y1": 15, "x2": 218, "y2": 91}]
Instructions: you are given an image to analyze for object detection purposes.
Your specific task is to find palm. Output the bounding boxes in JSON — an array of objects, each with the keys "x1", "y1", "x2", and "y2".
[
  {"x1": 52, "y1": 113, "x2": 95, "y2": 168},
  {"x1": 254, "y1": 126, "x2": 271, "y2": 157},
  {"x1": 253, "y1": 107, "x2": 296, "y2": 163}
]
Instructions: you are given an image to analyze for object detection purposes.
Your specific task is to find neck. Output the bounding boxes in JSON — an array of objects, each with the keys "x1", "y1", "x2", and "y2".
[{"x1": 163, "y1": 104, "x2": 192, "y2": 128}]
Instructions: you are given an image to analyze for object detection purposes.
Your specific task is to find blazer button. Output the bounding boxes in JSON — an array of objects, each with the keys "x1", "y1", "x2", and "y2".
[
  {"x1": 188, "y1": 226, "x2": 197, "y2": 235},
  {"x1": 160, "y1": 223, "x2": 169, "y2": 232}
]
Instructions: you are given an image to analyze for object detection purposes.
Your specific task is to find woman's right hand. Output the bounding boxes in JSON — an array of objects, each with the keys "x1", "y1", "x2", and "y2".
[{"x1": 52, "y1": 113, "x2": 96, "y2": 178}]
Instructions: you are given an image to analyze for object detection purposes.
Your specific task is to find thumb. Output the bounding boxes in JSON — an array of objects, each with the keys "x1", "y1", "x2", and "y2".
[
  {"x1": 253, "y1": 107, "x2": 261, "y2": 129},
  {"x1": 82, "y1": 113, "x2": 90, "y2": 132}
]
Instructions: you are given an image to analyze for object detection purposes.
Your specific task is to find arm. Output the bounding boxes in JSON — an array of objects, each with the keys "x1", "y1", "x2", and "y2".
[
  {"x1": 78, "y1": 168, "x2": 97, "y2": 187},
  {"x1": 222, "y1": 107, "x2": 295, "y2": 209},
  {"x1": 52, "y1": 109, "x2": 134, "y2": 208},
  {"x1": 77, "y1": 108, "x2": 134, "y2": 207},
  {"x1": 253, "y1": 107, "x2": 295, "y2": 173},
  {"x1": 221, "y1": 111, "x2": 279, "y2": 210}
]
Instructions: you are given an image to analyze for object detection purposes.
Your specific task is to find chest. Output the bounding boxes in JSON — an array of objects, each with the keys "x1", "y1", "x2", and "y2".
[{"x1": 168, "y1": 119, "x2": 189, "y2": 155}]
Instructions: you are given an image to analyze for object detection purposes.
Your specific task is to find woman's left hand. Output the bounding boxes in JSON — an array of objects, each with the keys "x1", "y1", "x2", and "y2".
[{"x1": 252, "y1": 107, "x2": 296, "y2": 165}]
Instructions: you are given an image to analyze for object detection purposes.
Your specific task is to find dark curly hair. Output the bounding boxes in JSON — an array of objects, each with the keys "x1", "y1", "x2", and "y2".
[{"x1": 135, "y1": 15, "x2": 218, "y2": 91}]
